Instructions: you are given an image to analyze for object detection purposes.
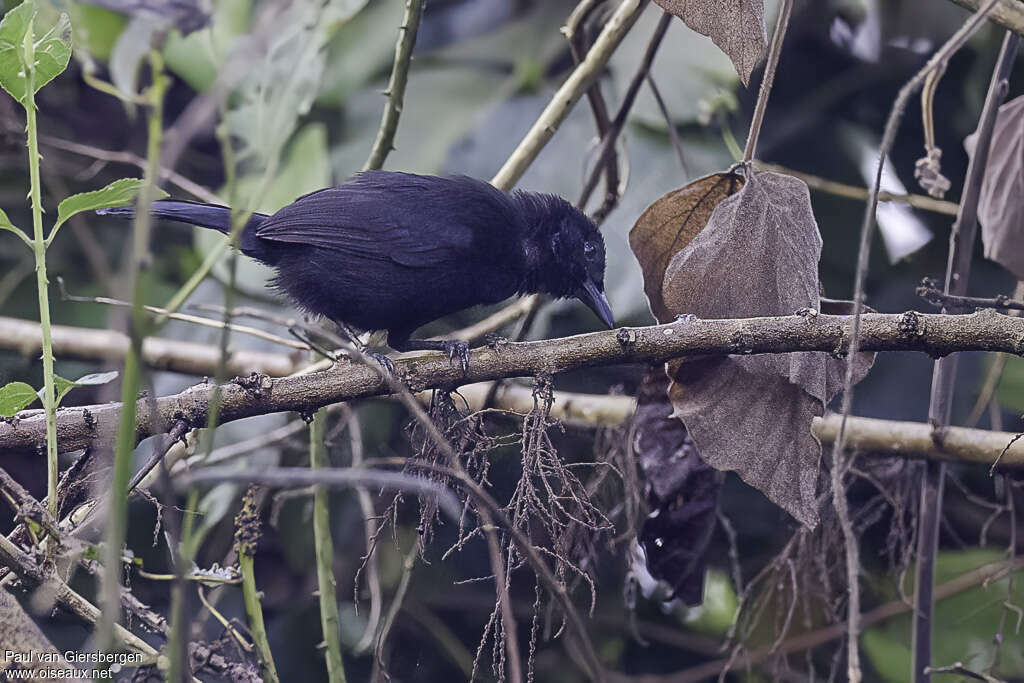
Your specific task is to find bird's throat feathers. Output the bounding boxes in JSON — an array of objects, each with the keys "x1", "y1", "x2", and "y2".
[{"x1": 510, "y1": 190, "x2": 605, "y2": 300}]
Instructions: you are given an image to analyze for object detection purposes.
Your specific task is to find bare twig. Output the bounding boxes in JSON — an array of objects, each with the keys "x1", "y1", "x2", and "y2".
[
  {"x1": 918, "y1": 279, "x2": 1024, "y2": 313},
  {"x1": 0, "y1": 314, "x2": 303, "y2": 377},
  {"x1": 564, "y1": 0, "x2": 622, "y2": 216},
  {"x1": 491, "y1": 0, "x2": 646, "y2": 191},
  {"x1": 646, "y1": 73, "x2": 688, "y2": 176},
  {"x1": 55, "y1": 280, "x2": 307, "y2": 351},
  {"x1": 37, "y1": 134, "x2": 222, "y2": 203},
  {"x1": 178, "y1": 467, "x2": 462, "y2": 520},
  {"x1": 918, "y1": 28, "x2": 1019, "y2": 683},
  {"x1": 946, "y1": 0, "x2": 1024, "y2": 34},
  {"x1": 755, "y1": 162, "x2": 959, "y2": 215},
  {"x1": 363, "y1": 0, "x2": 425, "y2": 172},
  {"x1": 742, "y1": 0, "x2": 793, "y2": 163},
  {"x1": 578, "y1": 10, "x2": 672, "y2": 212},
  {"x1": 825, "y1": 6, "x2": 1006, "y2": 680}
]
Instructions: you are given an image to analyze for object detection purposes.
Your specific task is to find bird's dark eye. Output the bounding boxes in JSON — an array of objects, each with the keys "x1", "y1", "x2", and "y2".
[{"x1": 584, "y1": 242, "x2": 597, "y2": 259}]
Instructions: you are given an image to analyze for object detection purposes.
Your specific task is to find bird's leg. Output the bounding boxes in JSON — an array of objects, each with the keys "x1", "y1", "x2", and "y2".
[
  {"x1": 287, "y1": 325, "x2": 340, "y2": 363},
  {"x1": 331, "y1": 320, "x2": 396, "y2": 375},
  {"x1": 388, "y1": 333, "x2": 472, "y2": 373}
]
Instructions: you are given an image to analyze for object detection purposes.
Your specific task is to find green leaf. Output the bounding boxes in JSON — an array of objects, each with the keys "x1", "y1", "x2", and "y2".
[
  {"x1": 52, "y1": 178, "x2": 168, "y2": 242},
  {"x1": 33, "y1": 12, "x2": 72, "y2": 94},
  {"x1": 997, "y1": 355, "x2": 1024, "y2": 413},
  {"x1": 39, "y1": 374, "x2": 76, "y2": 408},
  {"x1": 0, "y1": 206, "x2": 30, "y2": 245},
  {"x1": 0, "y1": 381, "x2": 38, "y2": 417},
  {"x1": 38, "y1": 370, "x2": 118, "y2": 409},
  {"x1": 0, "y1": 2, "x2": 35, "y2": 103},
  {"x1": 0, "y1": 2, "x2": 72, "y2": 105},
  {"x1": 72, "y1": 370, "x2": 120, "y2": 387},
  {"x1": 863, "y1": 550, "x2": 1024, "y2": 681}
]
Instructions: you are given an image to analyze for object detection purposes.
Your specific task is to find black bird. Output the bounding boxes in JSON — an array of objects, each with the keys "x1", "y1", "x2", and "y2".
[{"x1": 98, "y1": 171, "x2": 614, "y2": 369}]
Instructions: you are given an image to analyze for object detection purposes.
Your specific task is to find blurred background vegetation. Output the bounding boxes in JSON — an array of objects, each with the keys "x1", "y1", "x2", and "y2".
[{"x1": 1, "y1": 0, "x2": 1023, "y2": 680}]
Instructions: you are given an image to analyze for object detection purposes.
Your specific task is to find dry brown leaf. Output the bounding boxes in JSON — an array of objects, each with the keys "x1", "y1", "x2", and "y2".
[
  {"x1": 628, "y1": 172, "x2": 744, "y2": 323},
  {"x1": 653, "y1": 0, "x2": 767, "y2": 86},
  {"x1": 965, "y1": 95, "x2": 1024, "y2": 280},
  {"x1": 634, "y1": 171, "x2": 874, "y2": 527}
]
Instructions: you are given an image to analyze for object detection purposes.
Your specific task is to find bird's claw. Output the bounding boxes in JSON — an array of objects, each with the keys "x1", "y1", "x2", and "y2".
[
  {"x1": 483, "y1": 333, "x2": 509, "y2": 349},
  {"x1": 367, "y1": 352, "x2": 396, "y2": 377},
  {"x1": 443, "y1": 340, "x2": 471, "y2": 372}
]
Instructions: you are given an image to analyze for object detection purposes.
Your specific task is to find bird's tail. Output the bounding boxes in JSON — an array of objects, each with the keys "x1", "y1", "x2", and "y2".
[{"x1": 97, "y1": 199, "x2": 268, "y2": 234}]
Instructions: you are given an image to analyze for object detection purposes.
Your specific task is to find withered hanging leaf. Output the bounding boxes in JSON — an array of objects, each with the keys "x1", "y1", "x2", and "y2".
[
  {"x1": 652, "y1": 0, "x2": 767, "y2": 86},
  {"x1": 965, "y1": 95, "x2": 1024, "y2": 280},
  {"x1": 659, "y1": 172, "x2": 874, "y2": 527},
  {"x1": 632, "y1": 369, "x2": 719, "y2": 606},
  {"x1": 629, "y1": 172, "x2": 744, "y2": 323}
]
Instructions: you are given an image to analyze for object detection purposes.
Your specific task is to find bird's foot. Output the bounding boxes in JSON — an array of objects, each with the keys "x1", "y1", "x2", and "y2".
[
  {"x1": 442, "y1": 340, "x2": 471, "y2": 372},
  {"x1": 483, "y1": 333, "x2": 509, "y2": 349},
  {"x1": 366, "y1": 351, "x2": 397, "y2": 377}
]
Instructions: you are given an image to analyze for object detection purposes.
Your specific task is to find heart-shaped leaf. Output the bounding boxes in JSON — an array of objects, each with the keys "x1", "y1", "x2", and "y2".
[
  {"x1": 652, "y1": 0, "x2": 767, "y2": 86},
  {"x1": 0, "y1": 381, "x2": 38, "y2": 417},
  {"x1": 0, "y1": 2, "x2": 71, "y2": 106},
  {"x1": 966, "y1": 95, "x2": 1024, "y2": 280},
  {"x1": 630, "y1": 171, "x2": 875, "y2": 527},
  {"x1": 53, "y1": 178, "x2": 166, "y2": 241},
  {"x1": 629, "y1": 172, "x2": 744, "y2": 323}
]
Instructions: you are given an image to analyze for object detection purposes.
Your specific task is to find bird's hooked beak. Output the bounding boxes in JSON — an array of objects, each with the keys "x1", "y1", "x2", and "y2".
[{"x1": 576, "y1": 279, "x2": 615, "y2": 328}]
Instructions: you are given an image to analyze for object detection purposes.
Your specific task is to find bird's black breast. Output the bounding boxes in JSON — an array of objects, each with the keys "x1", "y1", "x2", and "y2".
[{"x1": 253, "y1": 172, "x2": 529, "y2": 336}]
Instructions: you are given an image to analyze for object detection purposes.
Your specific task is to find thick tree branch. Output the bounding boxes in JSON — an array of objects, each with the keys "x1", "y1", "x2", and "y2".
[
  {"x1": 2, "y1": 310, "x2": 1024, "y2": 455},
  {"x1": 456, "y1": 382, "x2": 1024, "y2": 467},
  {"x1": 0, "y1": 315, "x2": 301, "y2": 377}
]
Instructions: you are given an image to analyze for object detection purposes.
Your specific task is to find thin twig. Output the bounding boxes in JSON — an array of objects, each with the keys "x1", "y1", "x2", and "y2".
[
  {"x1": 347, "y1": 405, "x2": 383, "y2": 655},
  {"x1": 491, "y1": 0, "x2": 646, "y2": 191},
  {"x1": 127, "y1": 419, "x2": 189, "y2": 493},
  {"x1": 56, "y1": 278, "x2": 307, "y2": 350},
  {"x1": 918, "y1": 279, "x2": 1024, "y2": 313},
  {"x1": 742, "y1": 0, "x2": 794, "y2": 163},
  {"x1": 755, "y1": 162, "x2": 959, "y2": 215},
  {"x1": 965, "y1": 282, "x2": 1024, "y2": 427},
  {"x1": 918, "y1": 27, "x2": 1019, "y2": 683},
  {"x1": 564, "y1": 0, "x2": 622, "y2": 217},
  {"x1": 178, "y1": 467, "x2": 462, "y2": 520},
  {"x1": 578, "y1": 10, "x2": 672, "y2": 211},
  {"x1": 37, "y1": 133, "x2": 222, "y2": 203},
  {"x1": 825, "y1": 6, "x2": 1005, "y2": 681},
  {"x1": 363, "y1": 0, "x2": 424, "y2": 172},
  {"x1": 646, "y1": 73, "x2": 688, "y2": 176}
]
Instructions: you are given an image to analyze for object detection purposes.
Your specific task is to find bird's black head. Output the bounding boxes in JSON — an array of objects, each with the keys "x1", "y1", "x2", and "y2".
[{"x1": 512, "y1": 191, "x2": 614, "y2": 328}]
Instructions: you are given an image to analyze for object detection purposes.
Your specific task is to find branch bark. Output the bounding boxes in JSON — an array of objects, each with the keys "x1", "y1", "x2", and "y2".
[
  {"x1": 454, "y1": 382, "x2": 1024, "y2": 467},
  {"x1": 0, "y1": 315, "x2": 301, "y2": 377},
  {"x1": 948, "y1": 0, "x2": 1024, "y2": 35},
  {"x1": 3, "y1": 310, "x2": 1024, "y2": 455}
]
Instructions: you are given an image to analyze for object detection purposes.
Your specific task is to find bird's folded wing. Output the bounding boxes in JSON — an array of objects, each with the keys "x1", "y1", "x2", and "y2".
[{"x1": 253, "y1": 186, "x2": 475, "y2": 268}]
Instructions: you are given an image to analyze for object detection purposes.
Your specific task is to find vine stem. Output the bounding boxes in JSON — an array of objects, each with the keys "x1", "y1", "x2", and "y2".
[
  {"x1": 491, "y1": 0, "x2": 645, "y2": 191},
  {"x1": 742, "y1": 0, "x2": 793, "y2": 163},
  {"x1": 817, "y1": 5, "x2": 1004, "y2": 678},
  {"x1": 21, "y1": 16, "x2": 58, "y2": 521},
  {"x1": 311, "y1": 408, "x2": 348, "y2": 683},
  {"x1": 97, "y1": 50, "x2": 169, "y2": 651},
  {"x1": 363, "y1": 0, "x2": 424, "y2": 172},
  {"x1": 916, "y1": 28, "x2": 1020, "y2": 683}
]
